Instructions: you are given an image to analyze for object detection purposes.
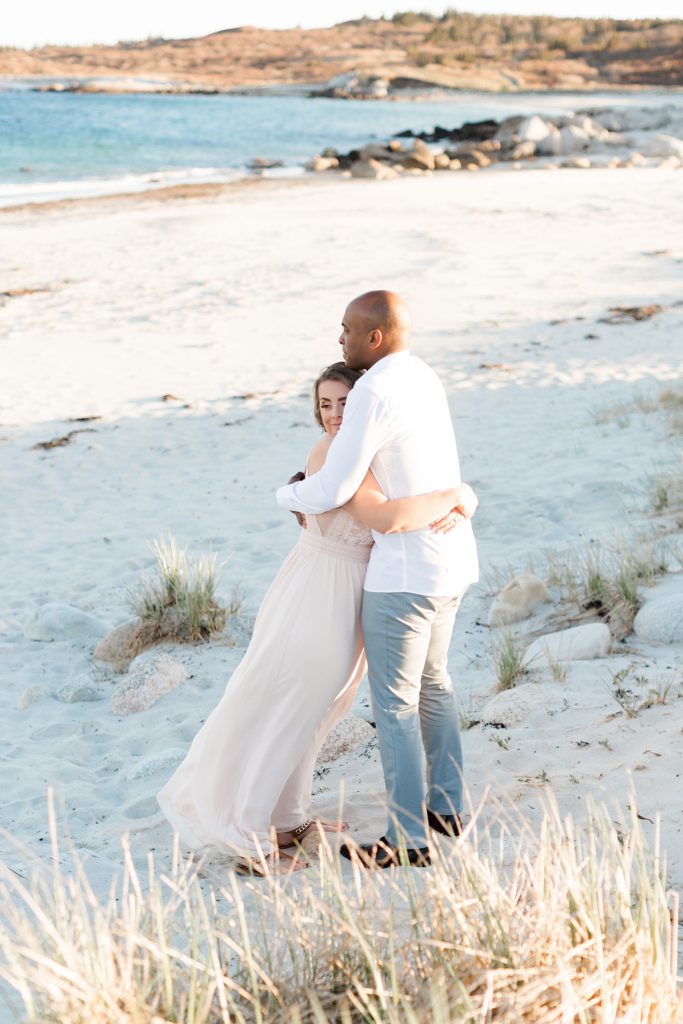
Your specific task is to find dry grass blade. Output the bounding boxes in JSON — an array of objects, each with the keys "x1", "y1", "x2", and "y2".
[{"x1": 1, "y1": 791, "x2": 678, "y2": 1022}]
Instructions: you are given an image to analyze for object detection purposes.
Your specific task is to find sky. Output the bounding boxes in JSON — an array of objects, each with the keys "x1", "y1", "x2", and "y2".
[{"x1": 3, "y1": 1, "x2": 681, "y2": 49}]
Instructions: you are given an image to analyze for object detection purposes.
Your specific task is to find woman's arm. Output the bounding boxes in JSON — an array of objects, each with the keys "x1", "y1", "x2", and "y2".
[{"x1": 348, "y1": 470, "x2": 474, "y2": 535}]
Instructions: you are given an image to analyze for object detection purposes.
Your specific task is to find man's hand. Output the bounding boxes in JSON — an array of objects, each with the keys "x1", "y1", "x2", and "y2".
[
  {"x1": 430, "y1": 482, "x2": 478, "y2": 535},
  {"x1": 287, "y1": 471, "x2": 307, "y2": 529}
]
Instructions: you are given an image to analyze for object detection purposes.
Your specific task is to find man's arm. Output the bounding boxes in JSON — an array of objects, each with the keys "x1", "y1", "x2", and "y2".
[{"x1": 276, "y1": 386, "x2": 389, "y2": 514}]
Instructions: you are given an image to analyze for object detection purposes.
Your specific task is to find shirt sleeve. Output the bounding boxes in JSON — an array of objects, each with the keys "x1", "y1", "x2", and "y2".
[{"x1": 276, "y1": 385, "x2": 390, "y2": 514}]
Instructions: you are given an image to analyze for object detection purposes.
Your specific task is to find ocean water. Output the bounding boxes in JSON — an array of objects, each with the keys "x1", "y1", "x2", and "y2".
[{"x1": 1, "y1": 85, "x2": 682, "y2": 206}]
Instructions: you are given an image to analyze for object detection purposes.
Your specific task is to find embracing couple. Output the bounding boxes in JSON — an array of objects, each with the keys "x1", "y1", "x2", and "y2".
[{"x1": 157, "y1": 290, "x2": 479, "y2": 875}]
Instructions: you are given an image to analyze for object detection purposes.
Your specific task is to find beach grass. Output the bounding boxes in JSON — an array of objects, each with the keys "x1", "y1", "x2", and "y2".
[
  {"x1": 491, "y1": 630, "x2": 527, "y2": 691},
  {"x1": 129, "y1": 534, "x2": 230, "y2": 648},
  {"x1": 3, "y1": 793, "x2": 677, "y2": 1023}
]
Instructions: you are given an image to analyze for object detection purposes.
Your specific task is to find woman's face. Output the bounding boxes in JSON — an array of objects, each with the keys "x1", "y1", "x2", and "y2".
[{"x1": 318, "y1": 379, "x2": 350, "y2": 435}]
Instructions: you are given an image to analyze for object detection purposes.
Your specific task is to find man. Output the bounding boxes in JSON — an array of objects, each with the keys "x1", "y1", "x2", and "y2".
[{"x1": 276, "y1": 291, "x2": 479, "y2": 867}]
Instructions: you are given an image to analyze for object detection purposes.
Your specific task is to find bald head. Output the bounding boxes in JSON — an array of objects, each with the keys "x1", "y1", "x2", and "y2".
[{"x1": 339, "y1": 290, "x2": 412, "y2": 370}]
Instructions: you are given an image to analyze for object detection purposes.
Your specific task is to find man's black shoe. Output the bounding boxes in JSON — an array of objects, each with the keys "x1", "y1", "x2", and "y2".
[
  {"x1": 340, "y1": 835, "x2": 431, "y2": 868},
  {"x1": 427, "y1": 809, "x2": 462, "y2": 838}
]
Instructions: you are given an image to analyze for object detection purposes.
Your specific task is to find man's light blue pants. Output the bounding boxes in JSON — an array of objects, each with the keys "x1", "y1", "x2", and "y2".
[{"x1": 361, "y1": 590, "x2": 465, "y2": 849}]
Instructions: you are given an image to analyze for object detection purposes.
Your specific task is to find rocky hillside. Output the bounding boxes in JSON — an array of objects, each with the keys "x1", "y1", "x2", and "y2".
[{"x1": 1, "y1": 13, "x2": 682, "y2": 93}]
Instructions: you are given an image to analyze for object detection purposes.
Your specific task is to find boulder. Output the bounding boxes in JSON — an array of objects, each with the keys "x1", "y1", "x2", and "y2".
[
  {"x1": 517, "y1": 115, "x2": 554, "y2": 143},
  {"x1": 112, "y1": 652, "x2": 187, "y2": 715},
  {"x1": 481, "y1": 683, "x2": 566, "y2": 727},
  {"x1": 126, "y1": 748, "x2": 187, "y2": 782},
  {"x1": 434, "y1": 152, "x2": 451, "y2": 170},
  {"x1": 94, "y1": 621, "x2": 143, "y2": 670},
  {"x1": 57, "y1": 675, "x2": 107, "y2": 703},
  {"x1": 537, "y1": 128, "x2": 562, "y2": 156},
  {"x1": 523, "y1": 623, "x2": 610, "y2": 668},
  {"x1": 633, "y1": 594, "x2": 683, "y2": 644},
  {"x1": 24, "y1": 603, "x2": 109, "y2": 642},
  {"x1": 449, "y1": 158, "x2": 462, "y2": 170},
  {"x1": 641, "y1": 134, "x2": 683, "y2": 160},
  {"x1": 316, "y1": 714, "x2": 375, "y2": 764},
  {"x1": 402, "y1": 140, "x2": 436, "y2": 171},
  {"x1": 305, "y1": 155, "x2": 339, "y2": 172},
  {"x1": 509, "y1": 141, "x2": 536, "y2": 161},
  {"x1": 17, "y1": 685, "x2": 52, "y2": 710},
  {"x1": 488, "y1": 573, "x2": 551, "y2": 627},
  {"x1": 448, "y1": 148, "x2": 490, "y2": 168},
  {"x1": 561, "y1": 157, "x2": 592, "y2": 169},
  {"x1": 557, "y1": 126, "x2": 590, "y2": 154},
  {"x1": 358, "y1": 143, "x2": 393, "y2": 162},
  {"x1": 350, "y1": 159, "x2": 399, "y2": 181}
]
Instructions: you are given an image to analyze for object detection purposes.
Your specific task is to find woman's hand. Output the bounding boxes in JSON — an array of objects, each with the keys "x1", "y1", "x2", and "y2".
[
  {"x1": 430, "y1": 483, "x2": 478, "y2": 534},
  {"x1": 287, "y1": 471, "x2": 307, "y2": 529}
]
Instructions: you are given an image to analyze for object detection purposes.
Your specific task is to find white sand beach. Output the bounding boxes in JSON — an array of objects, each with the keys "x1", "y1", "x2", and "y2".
[{"x1": 1, "y1": 164, "x2": 682, "y2": 1010}]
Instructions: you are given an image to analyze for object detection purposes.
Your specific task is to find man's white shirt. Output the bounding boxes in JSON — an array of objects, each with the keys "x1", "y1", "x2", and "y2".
[{"x1": 276, "y1": 351, "x2": 479, "y2": 596}]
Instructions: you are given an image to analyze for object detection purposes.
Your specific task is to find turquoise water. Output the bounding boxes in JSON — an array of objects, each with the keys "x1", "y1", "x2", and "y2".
[{"x1": 1, "y1": 86, "x2": 682, "y2": 205}]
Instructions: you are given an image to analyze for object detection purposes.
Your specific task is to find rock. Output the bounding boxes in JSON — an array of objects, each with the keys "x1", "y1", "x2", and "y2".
[
  {"x1": 305, "y1": 155, "x2": 339, "y2": 172},
  {"x1": 126, "y1": 748, "x2": 187, "y2": 782},
  {"x1": 449, "y1": 158, "x2": 462, "y2": 170},
  {"x1": 316, "y1": 715, "x2": 375, "y2": 764},
  {"x1": 24, "y1": 603, "x2": 109, "y2": 642},
  {"x1": 509, "y1": 141, "x2": 536, "y2": 161},
  {"x1": 477, "y1": 139, "x2": 501, "y2": 153},
  {"x1": 523, "y1": 623, "x2": 610, "y2": 669},
  {"x1": 561, "y1": 157, "x2": 592, "y2": 169},
  {"x1": 659, "y1": 156, "x2": 681, "y2": 169},
  {"x1": 633, "y1": 595, "x2": 683, "y2": 644},
  {"x1": 350, "y1": 159, "x2": 399, "y2": 181},
  {"x1": 57, "y1": 675, "x2": 107, "y2": 703},
  {"x1": 17, "y1": 685, "x2": 52, "y2": 710},
  {"x1": 358, "y1": 143, "x2": 393, "y2": 162},
  {"x1": 94, "y1": 621, "x2": 143, "y2": 670},
  {"x1": 641, "y1": 134, "x2": 683, "y2": 160},
  {"x1": 112, "y1": 652, "x2": 187, "y2": 714},
  {"x1": 493, "y1": 115, "x2": 526, "y2": 146},
  {"x1": 517, "y1": 115, "x2": 553, "y2": 143},
  {"x1": 536, "y1": 128, "x2": 562, "y2": 156},
  {"x1": 481, "y1": 683, "x2": 566, "y2": 727},
  {"x1": 448, "y1": 148, "x2": 490, "y2": 168},
  {"x1": 321, "y1": 147, "x2": 338, "y2": 158},
  {"x1": 434, "y1": 152, "x2": 451, "y2": 170},
  {"x1": 401, "y1": 140, "x2": 436, "y2": 171},
  {"x1": 557, "y1": 126, "x2": 590, "y2": 155},
  {"x1": 488, "y1": 573, "x2": 551, "y2": 627},
  {"x1": 248, "y1": 157, "x2": 284, "y2": 170}
]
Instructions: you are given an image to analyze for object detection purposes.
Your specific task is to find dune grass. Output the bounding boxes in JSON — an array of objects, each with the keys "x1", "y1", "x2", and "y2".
[
  {"x1": 491, "y1": 630, "x2": 527, "y2": 691},
  {"x1": 2, "y1": 793, "x2": 678, "y2": 1023},
  {"x1": 543, "y1": 534, "x2": 673, "y2": 638},
  {"x1": 129, "y1": 534, "x2": 232, "y2": 648}
]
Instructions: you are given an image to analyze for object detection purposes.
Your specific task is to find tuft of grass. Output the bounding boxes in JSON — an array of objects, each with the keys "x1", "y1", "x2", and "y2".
[
  {"x1": 648, "y1": 459, "x2": 683, "y2": 516},
  {"x1": 542, "y1": 534, "x2": 673, "y2": 638},
  {"x1": 130, "y1": 534, "x2": 230, "y2": 647},
  {"x1": 491, "y1": 630, "x2": 527, "y2": 691},
  {"x1": 607, "y1": 664, "x2": 680, "y2": 718},
  {"x1": 0, "y1": 791, "x2": 680, "y2": 1024}
]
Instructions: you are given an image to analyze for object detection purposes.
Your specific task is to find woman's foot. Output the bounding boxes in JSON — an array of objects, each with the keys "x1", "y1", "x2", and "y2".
[
  {"x1": 276, "y1": 818, "x2": 349, "y2": 849},
  {"x1": 234, "y1": 848, "x2": 308, "y2": 877}
]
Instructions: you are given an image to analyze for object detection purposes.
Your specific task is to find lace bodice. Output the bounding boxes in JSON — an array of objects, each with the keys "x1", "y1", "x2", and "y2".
[{"x1": 307, "y1": 506, "x2": 373, "y2": 548}]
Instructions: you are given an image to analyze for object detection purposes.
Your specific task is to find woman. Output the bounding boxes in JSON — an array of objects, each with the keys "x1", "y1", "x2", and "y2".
[{"x1": 157, "y1": 362, "x2": 470, "y2": 875}]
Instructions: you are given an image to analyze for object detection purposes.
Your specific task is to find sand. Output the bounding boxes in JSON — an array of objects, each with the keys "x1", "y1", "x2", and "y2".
[{"x1": 1, "y1": 165, "x2": 682, "y2": 1006}]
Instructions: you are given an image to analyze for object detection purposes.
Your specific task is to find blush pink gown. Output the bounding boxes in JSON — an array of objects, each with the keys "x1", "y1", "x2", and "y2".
[{"x1": 157, "y1": 505, "x2": 372, "y2": 857}]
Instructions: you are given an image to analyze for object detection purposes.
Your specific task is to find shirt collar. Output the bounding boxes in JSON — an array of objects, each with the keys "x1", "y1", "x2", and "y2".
[{"x1": 364, "y1": 350, "x2": 411, "y2": 379}]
